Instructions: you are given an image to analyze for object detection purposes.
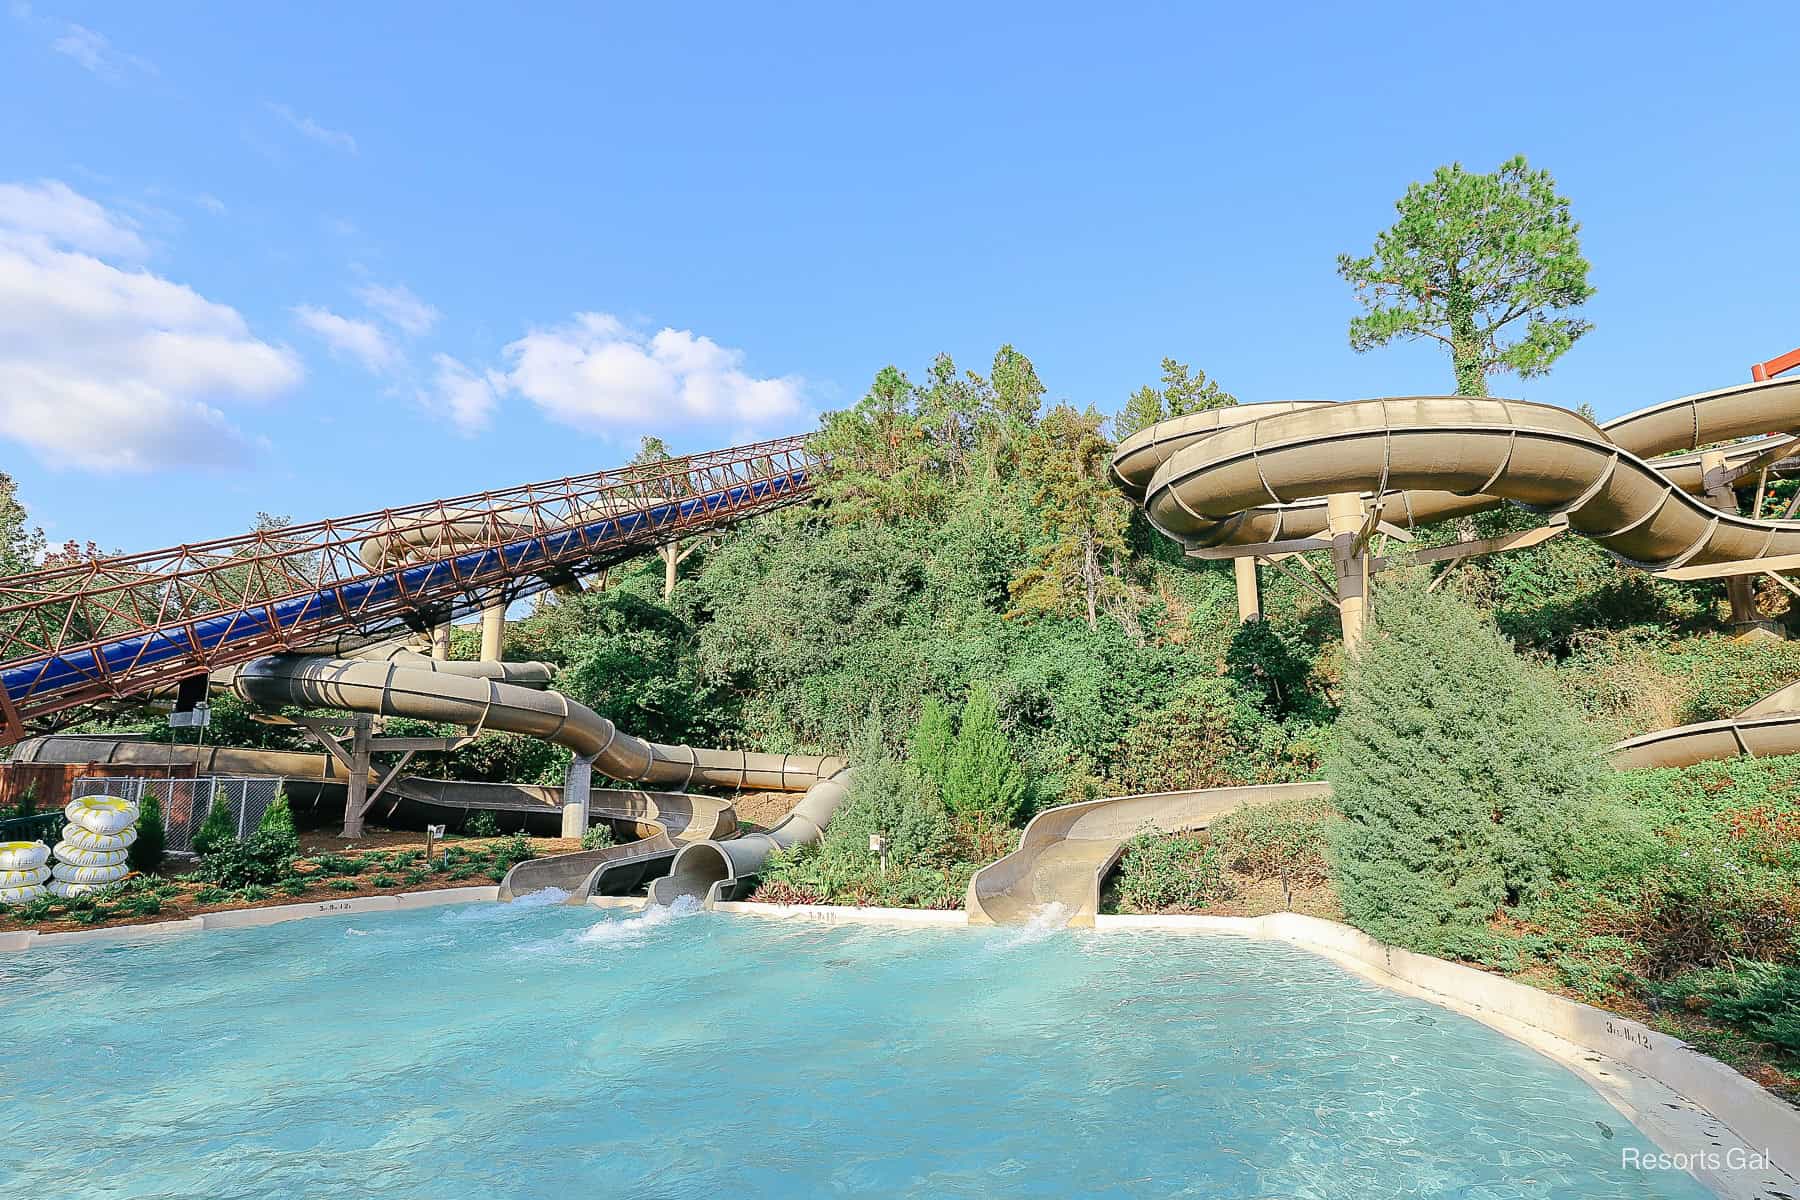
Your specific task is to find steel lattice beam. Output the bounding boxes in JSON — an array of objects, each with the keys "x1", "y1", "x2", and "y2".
[{"x1": 0, "y1": 436, "x2": 821, "y2": 743}]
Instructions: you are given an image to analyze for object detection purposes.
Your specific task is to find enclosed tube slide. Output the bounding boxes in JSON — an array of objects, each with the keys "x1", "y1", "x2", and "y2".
[{"x1": 226, "y1": 654, "x2": 850, "y2": 903}]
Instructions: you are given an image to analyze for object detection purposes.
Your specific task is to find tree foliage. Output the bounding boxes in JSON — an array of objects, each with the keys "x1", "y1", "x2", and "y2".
[
  {"x1": 1010, "y1": 405, "x2": 1132, "y2": 629},
  {"x1": 943, "y1": 683, "x2": 1029, "y2": 826},
  {"x1": 1113, "y1": 358, "x2": 1237, "y2": 441},
  {"x1": 1337, "y1": 155, "x2": 1594, "y2": 395},
  {"x1": 0, "y1": 472, "x2": 43, "y2": 577},
  {"x1": 1324, "y1": 577, "x2": 1604, "y2": 955}
]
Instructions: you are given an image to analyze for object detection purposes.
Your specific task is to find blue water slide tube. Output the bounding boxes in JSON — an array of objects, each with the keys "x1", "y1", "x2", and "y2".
[{"x1": 3, "y1": 471, "x2": 808, "y2": 705}]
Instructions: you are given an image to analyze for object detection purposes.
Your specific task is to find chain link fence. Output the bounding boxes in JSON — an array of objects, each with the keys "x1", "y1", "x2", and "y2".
[{"x1": 71, "y1": 777, "x2": 282, "y2": 855}]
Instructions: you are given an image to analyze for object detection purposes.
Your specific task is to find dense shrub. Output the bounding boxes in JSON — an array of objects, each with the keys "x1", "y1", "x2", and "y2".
[
  {"x1": 942, "y1": 684, "x2": 1029, "y2": 827},
  {"x1": 191, "y1": 795, "x2": 239, "y2": 859},
  {"x1": 580, "y1": 823, "x2": 616, "y2": 850},
  {"x1": 1326, "y1": 578, "x2": 1605, "y2": 956},
  {"x1": 1210, "y1": 793, "x2": 1338, "y2": 884},
  {"x1": 1114, "y1": 831, "x2": 1230, "y2": 912},
  {"x1": 1669, "y1": 961, "x2": 1800, "y2": 1054},
  {"x1": 464, "y1": 810, "x2": 500, "y2": 837},
  {"x1": 128, "y1": 791, "x2": 165, "y2": 873},
  {"x1": 198, "y1": 794, "x2": 299, "y2": 888}
]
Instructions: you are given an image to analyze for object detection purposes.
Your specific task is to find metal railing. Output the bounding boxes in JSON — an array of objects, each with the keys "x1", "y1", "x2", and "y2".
[
  {"x1": 71, "y1": 776, "x2": 282, "y2": 854},
  {"x1": 0, "y1": 435, "x2": 820, "y2": 741}
]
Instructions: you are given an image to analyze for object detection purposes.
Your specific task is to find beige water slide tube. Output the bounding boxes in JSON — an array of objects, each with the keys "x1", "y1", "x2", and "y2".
[{"x1": 1111, "y1": 378, "x2": 1800, "y2": 561}]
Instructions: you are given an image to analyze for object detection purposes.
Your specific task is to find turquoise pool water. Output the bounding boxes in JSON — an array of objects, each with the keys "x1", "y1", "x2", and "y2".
[{"x1": 0, "y1": 898, "x2": 1709, "y2": 1199}]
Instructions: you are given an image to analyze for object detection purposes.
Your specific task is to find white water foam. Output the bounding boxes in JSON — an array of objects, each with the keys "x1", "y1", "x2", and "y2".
[
  {"x1": 578, "y1": 895, "x2": 700, "y2": 946},
  {"x1": 441, "y1": 886, "x2": 570, "y2": 922},
  {"x1": 995, "y1": 901, "x2": 1072, "y2": 948}
]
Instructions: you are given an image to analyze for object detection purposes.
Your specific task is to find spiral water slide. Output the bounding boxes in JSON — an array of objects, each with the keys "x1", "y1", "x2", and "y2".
[{"x1": 969, "y1": 378, "x2": 1800, "y2": 926}]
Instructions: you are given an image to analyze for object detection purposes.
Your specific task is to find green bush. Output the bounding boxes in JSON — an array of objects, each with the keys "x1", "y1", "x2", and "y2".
[
  {"x1": 942, "y1": 684, "x2": 1028, "y2": 827},
  {"x1": 464, "y1": 810, "x2": 501, "y2": 837},
  {"x1": 1671, "y1": 960, "x2": 1800, "y2": 1053},
  {"x1": 327, "y1": 878, "x2": 358, "y2": 892},
  {"x1": 128, "y1": 791, "x2": 166, "y2": 873},
  {"x1": 1114, "y1": 831, "x2": 1231, "y2": 913},
  {"x1": 909, "y1": 697, "x2": 955, "y2": 794},
  {"x1": 1325, "y1": 577, "x2": 1604, "y2": 957},
  {"x1": 493, "y1": 834, "x2": 535, "y2": 867},
  {"x1": 197, "y1": 793, "x2": 300, "y2": 889},
  {"x1": 1210, "y1": 793, "x2": 1338, "y2": 884},
  {"x1": 191, "y1": 797, "x2": 239, "y2": 859},
  {"x1": 580, "y1": 823, "x2": 616, "y2": 850},
  {"x1": 372, "y1": 874, "x2": 397, "y2": 888}
]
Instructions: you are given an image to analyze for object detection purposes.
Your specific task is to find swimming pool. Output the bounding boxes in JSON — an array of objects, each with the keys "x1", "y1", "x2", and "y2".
[{"x1": 0, "y1": 899, "x2": 1709, "y2": 1199}]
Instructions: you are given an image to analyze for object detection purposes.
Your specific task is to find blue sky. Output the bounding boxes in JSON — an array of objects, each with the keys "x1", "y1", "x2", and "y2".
[{"x1": 2, "y1": 2, "x2": 1796, "y2": 553}]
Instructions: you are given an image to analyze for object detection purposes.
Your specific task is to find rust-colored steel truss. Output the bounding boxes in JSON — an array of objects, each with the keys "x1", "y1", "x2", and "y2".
[{"x1": 0, "y1": 435, "x2": 820, "y2": 744}]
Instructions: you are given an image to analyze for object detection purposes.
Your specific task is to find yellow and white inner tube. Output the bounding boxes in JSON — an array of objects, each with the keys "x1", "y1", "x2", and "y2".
[
  {"x1": 60, "y1": 823, "x2": 137, "y2": 852},
  {"x1": 53, "y1": 843, "x2": 129, "y2": 868},
  {"x1": 64, "y1": 796, "x2": 139, "y2": 836},
  {"x1": 0, "y1": 840, "x2": 50, "y2": 870},
  {"x1": 46, "y1": 878, "x2": 110, "y2": 898},
  {"x1": 0, "y1": 864, "x2": 51, "y2": 887},
  {"x1": 51, "y1": 861, "x2": 130, "y2": 886},
  {"x1": 0, "y1": 882, "x2": 47, "y2": 905}
]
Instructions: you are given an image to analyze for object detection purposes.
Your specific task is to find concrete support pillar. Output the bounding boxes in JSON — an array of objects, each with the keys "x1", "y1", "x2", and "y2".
[
  {"x1": 1233, "y1": 555, "x2": 1262, "y2": 623},
  {"x1": 1327, "y1": 492, "x2": 1369, "y2": 654},
  {"x1": 480, "y1": 600, "x2": 506, "y2": 662},
  {"x1": 561, "y1": 753, "x2": 595, "y2": 840},
  {"x1": 429, "y1": 623, "x2": 451, "y2": 661},
  {"x1": 1700, "y1": 449, "x2": 1761, "y2": 629}
]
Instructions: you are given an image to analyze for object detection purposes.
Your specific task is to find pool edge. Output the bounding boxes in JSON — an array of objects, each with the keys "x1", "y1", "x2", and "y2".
[{"x1": 1096, "y1": 912, "x2": 1798, "y2": 1200}]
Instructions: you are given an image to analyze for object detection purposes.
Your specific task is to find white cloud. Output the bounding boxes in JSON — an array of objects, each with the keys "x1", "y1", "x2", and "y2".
[
  {"x1": 292, "y1": 305, "x2": 398, "y2": 373},
  {"x1": 0, "y1": 180, "x2": 146, "y2": 258},
  {"x1": 0, "y1": 181, "x2": 301, "y2": 471},
  {"x1": 269, "y1": 103, "x2": 357, "y2": 154},
  {"x1": 503, "y1": 313, "x2": 804, "y2": 435},
  {"x1": 356, "y1": 281, "x2": 438, "y2": 336},
  {"x1": 50, "y1": 23, "x2": 154, "y2": 82},
  {"x1": 427, "y1": 353, "x2": 503, "y2": 434},
  {"x1": 195, "y1": 193, "x2": 227, "y2": 215}
]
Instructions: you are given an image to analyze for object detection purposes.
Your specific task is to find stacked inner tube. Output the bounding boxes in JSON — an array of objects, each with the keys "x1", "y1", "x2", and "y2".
[
  {"x1": 0, "y1": 839, "x2": 51, "y2": 905},
  {"x1": 50, "y1": 796, "x2": 139, "y2": 897}
]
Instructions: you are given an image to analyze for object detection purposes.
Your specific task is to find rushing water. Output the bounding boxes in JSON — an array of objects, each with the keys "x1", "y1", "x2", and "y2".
[{"x1": 0, "y1": 899, "x2": 1710, "y2": 1199}]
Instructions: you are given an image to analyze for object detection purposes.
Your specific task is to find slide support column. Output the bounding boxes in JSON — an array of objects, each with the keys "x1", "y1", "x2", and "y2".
[
  {"x1": 1701, "y1": 449, "x2": 1770, "y2": 633},
  {"x1": 562, "y1": 752, "x2": 595, "y2": 839},
  {"x1": 1327, "y1": 492, "x2": 1369, "y2": 653},
  {"x1": 1234, "y1": 556, "x2": 1262, "y2": 623},
  {"x1": 480, "y1": 599, "x2": 506, "y2": 661},
  {"x1": 429, "y1": 623, "x2": 451, "y2": 661}
]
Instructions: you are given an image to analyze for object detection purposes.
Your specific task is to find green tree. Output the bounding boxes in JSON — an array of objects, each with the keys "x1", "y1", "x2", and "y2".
[
  {"x1": 192, "y1": 795, "x2": 239, "y2": 858},
  {"x1": 1009, "y1": 405, "x2": 1132, "y2": 629},
  {"x1": 1337, "y1": 155, "x2": 1594, "y2": 396},
  {"x1": 1113, "y1": 358, "x2": 1237, "y2": 440},
  {"x1": 0, "y1": 472, "x2": 43, "y2": 577},
  {"x1": 910, "y1": 697, "x2": 955, "y2": 793},
  {"x1": 129, "y1": 791, "x2": 166, "y2": 873},
  {"x1": 1324, "y1": 578, "x2": 1603, "y2": 955},
  {"x1": 943, "y1": 684, "x2": 1029, "y2": 826},
  {"x1": 989, "y1": 344, "x2": 1045, "y2": 424}
]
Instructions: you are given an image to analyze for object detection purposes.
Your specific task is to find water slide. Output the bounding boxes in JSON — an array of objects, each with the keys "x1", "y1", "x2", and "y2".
[
  {"x1": 1110, "y1": 378, "x2": 1800, "y2": 561},
  {"x1": 968, "y1": 378, "x2": 1800, "y2": 926},
  {"x1": 966, "y1": 782, "x2": 1333, "y2": 927}
]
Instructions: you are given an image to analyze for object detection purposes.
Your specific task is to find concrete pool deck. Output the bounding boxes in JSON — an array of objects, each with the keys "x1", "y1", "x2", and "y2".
[{"x1": 6, "y1": 889, "x2": 1793, "y2": 1199}]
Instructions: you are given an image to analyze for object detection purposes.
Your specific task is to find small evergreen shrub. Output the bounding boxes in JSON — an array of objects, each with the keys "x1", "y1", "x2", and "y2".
[
  {"x1": 129, "y1": 791, "x2": 166, "y2": 873},
  {"x1": 198, "y1": 794, "x2": 300, "y2": 889},
  {"x1": 581, "y1": 823, "x2": 616, "y2": 850},
  {"x1": 191, "y1": 797, "x2": 240, "y2": 859},
  {"x1": 1114, "y1": 831, "x2": 1231, "y2": 912},
  {"x1": 942, "y1": 684, "x2": 1028, "y2": 827},
  {"x1": 1325, "y1": 577, "x2": 1604, "y2": 957},
  {"x1": 909, "y1": 697, "x2": 955, "y2": 794}
]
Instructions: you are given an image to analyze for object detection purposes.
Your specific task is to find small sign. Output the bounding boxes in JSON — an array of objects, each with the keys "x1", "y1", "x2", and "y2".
[{"x1": 168, "y1": 703, "x2": 211, "y2": 729}]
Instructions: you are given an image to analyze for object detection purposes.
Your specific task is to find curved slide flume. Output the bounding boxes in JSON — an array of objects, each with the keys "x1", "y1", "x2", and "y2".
[
  {"x1": 966, "y1": 783, "x2": 1332, "y2": 927},
  {"x1": 1112, "y1": 378, "x2": 1800, "y2": 555},
  {"x1": 226, "y1": 654, "x2": 851, "y2": 905}
]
